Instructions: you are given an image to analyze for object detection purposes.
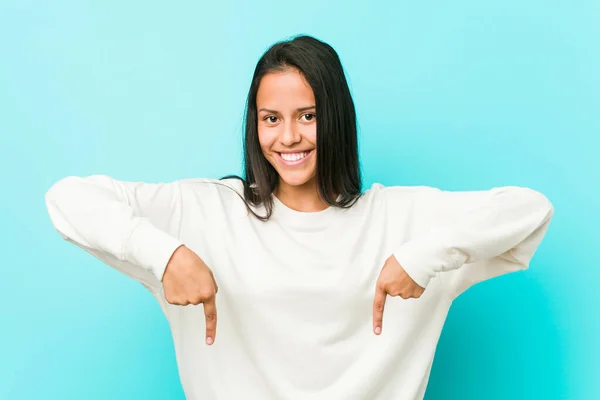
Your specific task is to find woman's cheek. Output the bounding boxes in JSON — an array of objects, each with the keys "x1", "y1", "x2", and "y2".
[
  {"x1": 306, "y1": 124, "x2": 317, "y2": 143},
  {"x1": 258, "y1": 125, "x2": 276, "y2": 146},
  {"x1": 257, "y1": 127, "x2": 270, "y2": 151}
]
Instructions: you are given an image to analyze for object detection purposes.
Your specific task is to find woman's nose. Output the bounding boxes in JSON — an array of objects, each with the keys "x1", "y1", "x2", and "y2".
[{"x1": 280, "y1": 122, "x2": 301, "y2": 146}]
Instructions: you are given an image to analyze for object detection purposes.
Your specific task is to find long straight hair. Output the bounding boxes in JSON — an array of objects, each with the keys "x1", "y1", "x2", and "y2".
[{"x1": 223, "y1": 35, "x2": 362, "y2": 221}]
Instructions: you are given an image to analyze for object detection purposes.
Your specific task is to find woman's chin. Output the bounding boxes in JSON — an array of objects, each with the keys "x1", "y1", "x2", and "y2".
[{"x1": 278, "y1": 172, "x2": 315, "y2": 188}]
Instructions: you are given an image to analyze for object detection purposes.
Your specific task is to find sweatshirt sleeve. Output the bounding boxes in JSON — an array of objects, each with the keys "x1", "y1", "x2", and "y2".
[
  {"x1": 390, "y1": 186, "x2": 554, "y2": 296},
  {"x1": 45, "y1": 174, "x2": 185, "y2": 290}
]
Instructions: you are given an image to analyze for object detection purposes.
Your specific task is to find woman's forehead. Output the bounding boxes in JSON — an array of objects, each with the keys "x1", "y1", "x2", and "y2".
[{"x1": 257, "y1": 70, "x2": 314, "y2": 110}]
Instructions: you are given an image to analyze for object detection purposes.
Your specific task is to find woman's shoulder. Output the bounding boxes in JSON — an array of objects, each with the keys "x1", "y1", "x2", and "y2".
[
  {"x1": 176, "y1": 177, "x2": 249, "y2": 221},
  {"x1": 355, "y1": 183, "x2": 450, "y2": 218},
  {"x1": 362, "y1": 182, "x2": 438, "y2": 201},
  {"x1": 344, "y1": 183, "x2": 428, "y2": 216},
  {"x1": 175, "y1": 176, "x2": 247, "y2": 211},
  {"x1": 177, "y1": 176, "x2": 245, "y2": 196},
  {"x1": 353, "y1": 183, "x2": 447, "y2": 225}
]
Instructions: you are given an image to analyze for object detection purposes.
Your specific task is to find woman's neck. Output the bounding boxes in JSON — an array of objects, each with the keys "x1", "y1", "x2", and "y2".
[{"x1": 274, "y1": 178, "x2": 329, "y2": 213}]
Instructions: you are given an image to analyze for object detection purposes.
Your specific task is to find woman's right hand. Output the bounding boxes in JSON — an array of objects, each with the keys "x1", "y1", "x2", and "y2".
[{"x1": 162, "y1": 245, "x2": 219, "y2": 345}]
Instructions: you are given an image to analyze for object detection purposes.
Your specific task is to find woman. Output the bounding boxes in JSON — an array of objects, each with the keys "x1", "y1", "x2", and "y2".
[{"x1": 45, "y1": 35, "x2": 554, "y2": 400}]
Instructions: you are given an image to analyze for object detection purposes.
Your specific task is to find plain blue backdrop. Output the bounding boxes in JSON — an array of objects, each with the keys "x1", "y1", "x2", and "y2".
[{"x1": 1, "y1": 1, "x2": 598, "y2": 399}]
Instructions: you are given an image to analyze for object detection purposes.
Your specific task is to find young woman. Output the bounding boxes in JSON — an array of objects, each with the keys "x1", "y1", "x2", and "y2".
[{"x1": 45, "y1": 35, "x2": 554, "y2": 400}]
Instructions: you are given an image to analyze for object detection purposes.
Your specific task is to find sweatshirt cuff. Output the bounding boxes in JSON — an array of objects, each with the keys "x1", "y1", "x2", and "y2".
[
  {"x1": 393, "y1": 238, "x2": 465, "y2": 288},
  {"x1": 122, "y1": 218, "x2": 184, "y2": 282}
]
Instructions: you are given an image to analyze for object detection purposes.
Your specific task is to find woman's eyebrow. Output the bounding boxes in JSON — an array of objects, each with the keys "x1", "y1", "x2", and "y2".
[
  {"x1": 258, "y1": 105, "x2": 316, "y2": 113},
  {"x1": 296, "y1": 105, "x2": 316, "y2": 112},
  {"x1": 258, "y1": 108, "x2": 279, "y2": 114}
]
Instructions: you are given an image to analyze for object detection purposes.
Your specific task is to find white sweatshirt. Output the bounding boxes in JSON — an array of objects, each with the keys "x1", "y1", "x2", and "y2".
[{"x1": 45, "y1": 176, "x2": 553, "y2": 400}]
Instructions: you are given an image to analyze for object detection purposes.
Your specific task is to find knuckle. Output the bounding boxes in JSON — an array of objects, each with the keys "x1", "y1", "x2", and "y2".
[
  {"x1": 165, "y1": 294, "x2": 181, "y2": 305},
  {"x1": 198, "y1": 288, "x2": 215, "y2": 300},
  {"x1": 190, "y1": 297, "x2": 202, "y2": 305},
  {"x1": 205, "y1": 313, "x2": 217, "y2": 322},
  {"x1": 381, "y1": 277, "x2": 394, "y2": 287},
  {"x1": 386, "y1": 283, "x2": 399, "y2": 293}
]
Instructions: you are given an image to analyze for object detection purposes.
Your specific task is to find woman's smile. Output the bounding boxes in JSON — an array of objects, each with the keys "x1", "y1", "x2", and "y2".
[{"x1": 276, "y1": 150, "x2": 315, "y2": 167}]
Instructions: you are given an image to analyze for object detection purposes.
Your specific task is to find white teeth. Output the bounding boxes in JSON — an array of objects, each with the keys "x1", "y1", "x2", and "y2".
[{"x1": 280, "y1": 151, "x2": 308, "y2": 162}]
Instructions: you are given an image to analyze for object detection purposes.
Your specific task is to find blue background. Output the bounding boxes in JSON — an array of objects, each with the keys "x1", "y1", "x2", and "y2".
[{"x1": 1, "y1": 1, "x2": 598, "y2": 399}]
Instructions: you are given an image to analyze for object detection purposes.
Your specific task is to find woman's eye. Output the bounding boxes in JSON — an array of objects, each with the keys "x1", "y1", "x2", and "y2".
[
  {"x1": 265, "y1": 116, "x2": 278, "y2": 124},
  {"x1": 301, "y1": 113, "x2": 316, "y2": 122}
]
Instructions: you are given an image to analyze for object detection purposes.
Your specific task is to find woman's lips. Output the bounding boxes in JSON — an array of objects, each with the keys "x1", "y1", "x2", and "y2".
[{"x1": 276, "y1": 150, "x2": 314, "y2": 166}]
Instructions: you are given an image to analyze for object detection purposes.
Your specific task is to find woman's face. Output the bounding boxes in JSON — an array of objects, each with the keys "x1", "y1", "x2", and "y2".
[{"x1": 257, "y1": 69, "x2": 317, "y2": 189}]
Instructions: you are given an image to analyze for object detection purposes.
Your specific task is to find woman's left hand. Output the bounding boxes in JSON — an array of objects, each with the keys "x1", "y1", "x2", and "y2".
[{"x1": 373, "y1": 255, "x2": 425, "y2": 335}]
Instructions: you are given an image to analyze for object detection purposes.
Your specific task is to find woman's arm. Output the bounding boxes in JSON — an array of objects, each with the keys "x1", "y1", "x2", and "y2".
[
  {"x1": 45, "y1": 174, "x2": 184, "y2": 289},
  {"x1": 389, "y1": 186, "x2": 554, "y2": 294}
]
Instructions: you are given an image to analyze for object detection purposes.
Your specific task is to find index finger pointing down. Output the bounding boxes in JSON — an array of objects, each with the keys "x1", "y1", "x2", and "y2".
[
  {"x1": 373, "y1": 286, "x2": 387, "y2": 335},
  {"x1": 203, "y1": 296, "x2": 217, "y2": 345}
]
